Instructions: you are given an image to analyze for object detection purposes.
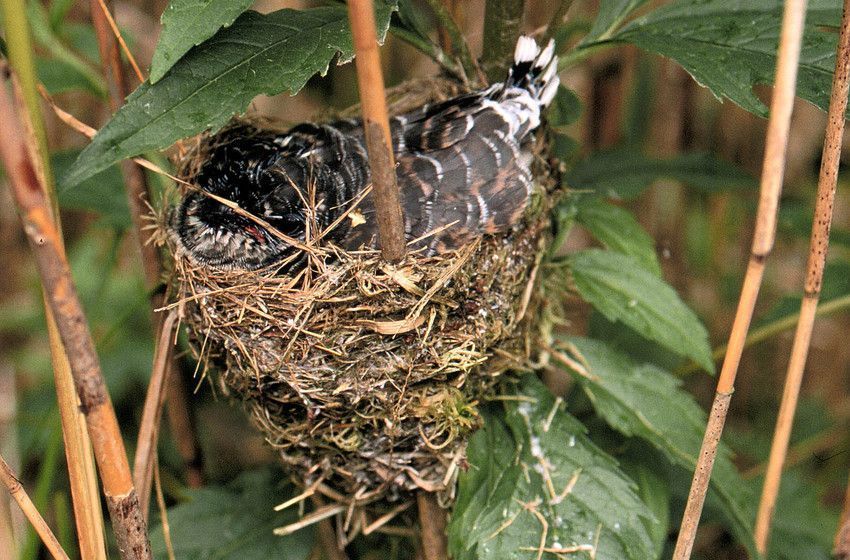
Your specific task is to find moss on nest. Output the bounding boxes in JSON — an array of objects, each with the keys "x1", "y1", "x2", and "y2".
[{"x1": 157, "y1": 79, "x2": 560, "y2": 512}]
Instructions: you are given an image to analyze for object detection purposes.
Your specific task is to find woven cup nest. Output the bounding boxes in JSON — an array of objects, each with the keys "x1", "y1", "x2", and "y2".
[{"x1": 158, "y1": 78, "x2": 560, "y2": 511}]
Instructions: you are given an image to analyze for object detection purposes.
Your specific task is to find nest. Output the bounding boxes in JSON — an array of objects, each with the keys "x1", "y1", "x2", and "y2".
[{"x1": 159, "y1": 79, "x2": 559, "y2": 515}]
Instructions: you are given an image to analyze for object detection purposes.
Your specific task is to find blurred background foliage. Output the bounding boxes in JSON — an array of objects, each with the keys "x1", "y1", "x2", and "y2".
[{"x1": 0, "y1": 0, "x2": 849, "y2": 559}]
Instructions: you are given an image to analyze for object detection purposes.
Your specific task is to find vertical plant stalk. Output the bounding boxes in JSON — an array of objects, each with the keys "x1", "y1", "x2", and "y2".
[
  {"x1": 424, "y1": 0, "x2": 477, "y2": 82},
  {"x1": 133, "y1": 312, "x2": 178, "y2": 519},
  {"x1": 347, "y1": 0, "x2": 407, "y2": 262},
  {"x1": 1, "y1": 3, "x2": 108, "y2": 557},
  {"x1": 89, "y1": 0, "x2": 205, "y2": 491},
  {"x1": 0, "y1": 454, "x2": 70, "y2": 560},
  {"x1": 754, "y1": 0, "x2": 850, "y2": 551},
  {"x1": 0, "y1": 82, "x2": 152, "y2": 560},
  {"x1": 671, "y1": 0, "x2": 809, "y2": 558},
  {"x1": 481, "y1": 0, "x2": 525, "y2": 82},
  {"x1": 417, "y1": 492, "x2": 448, "y2": 560}
]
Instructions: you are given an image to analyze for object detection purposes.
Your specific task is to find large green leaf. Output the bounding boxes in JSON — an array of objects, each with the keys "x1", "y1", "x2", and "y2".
[
  {"x1": 573, "y1": 198, "x2": 661, "y2": 275},
  {"x1": 149, "y1": 469, "x2": 313, "y2": 560},
  {"x1": 449, "y1": 376, "x2": 657, "y2": 560},
  {"x1": 570, "y1": 249, "x2": 714, "y2": 372},
  {"x1": 149, "y1": 0, "x2": 254, "y2": 83},
  {"x1": 605, "y1": 0, "x2": 843, "y2": 117},
  {"x1": 566, "y1": 148, "x2": 756, "y2": 200},
  {"x1": 63, "y1": 2, "x2": 398, "y2": 187},
  {"x1": 551, "y1": 337, "x2": 757, "y2": 556}
]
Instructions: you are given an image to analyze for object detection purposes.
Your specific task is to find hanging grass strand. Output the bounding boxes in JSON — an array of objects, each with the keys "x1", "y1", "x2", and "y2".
[
  {"x1": 755, "y1": 0, "x2": 850, "y2": 552},
  {"x1": 672, "y1": 0, "x2": 809, "y2": 557}
]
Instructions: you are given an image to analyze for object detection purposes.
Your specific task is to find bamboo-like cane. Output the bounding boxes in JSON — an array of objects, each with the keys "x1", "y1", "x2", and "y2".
[
  {"x1": 346, "y1": 2, "x2": 449, "y2": 555},
  {"x1": 0, "y1": 79, "x2": 152, "y2": 560},
  {"x1": 89, "y1": 0, "x2": 205, "y2": 492},
  {"x1": 1, "y1": 3, "x2": 108, "y2": 557},
  {"x1": 0, "y1": 454, "x2": 71, "y2": 560},
  {"x1": 347, "y1": 0, "x2": 407, "y2": 263},
  {"x1": 671, "y1": 1, "x2": 809, "y2": 558},
  {"x1": 754, "y1": 0, "x2": 850, "y2": 552}
]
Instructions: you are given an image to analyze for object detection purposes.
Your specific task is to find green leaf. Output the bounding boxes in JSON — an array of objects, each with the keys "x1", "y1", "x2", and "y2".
[
  {"x1": 52, "y1": 151, "x2": 130, "y2": 229},
  {"x1": 549, "y1": 85, "x2": 583, "y2": 128},
  {"x1": 581, "y1": 0, "x2": 650, "y2": 44},
  {"x1": 551, "y1": 337, "x2": 757, "y2": 556},
  {"x1": 150, "y1": 468, "x2": 313, "y2": 560},
  {"x1": 619, "y1": 460, "x2": 670, "y2": 557},
  {"x1": 606, "y1": 0, "x2": 843, "y2": 117},
  {"x1": 63, "y1": 2, "x2": 398, "y2": 188},
  {"x1": 566, "y1": 148, "x2": 756, "y2": 200},
  {"x1": 449, "y1": 375, "x2": 657, "y2": 560},
  {"x1": 27, "y1": 0, "x2": 106, "y2": 97},
  {"x1": 570, "y1": 249, "x2": 714, "y2": 372},
  {"x1": 36, "y1": 56, "x2": 103, "y2": 96},
  {"x1": 149, "y1": 0, "x2": 254, "y2": 83},
  {"x1": 574, "y1": 198, "x2": 661, "y2": 275}
]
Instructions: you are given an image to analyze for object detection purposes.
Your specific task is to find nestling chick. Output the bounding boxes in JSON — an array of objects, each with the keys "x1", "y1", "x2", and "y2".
[{"x1": 171, "y1": 36, "x2": 560, "y2": 271}]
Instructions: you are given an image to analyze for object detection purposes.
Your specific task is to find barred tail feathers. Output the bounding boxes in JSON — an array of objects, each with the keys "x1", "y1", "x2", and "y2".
[
  {"x1": 509, "y1": 36, "x2": 559, "y2": 107},
  {"x1": 489, "y1": 36, "x2": 560, "y2": 138}
]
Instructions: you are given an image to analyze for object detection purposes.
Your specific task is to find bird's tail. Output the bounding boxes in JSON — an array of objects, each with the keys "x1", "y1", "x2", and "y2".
[
  {"x1": 506, "y1": 36, "x2": 560, "y2": 109},
  {"x1": 490, "y1": 36, "x2": 560, "y2": 139}
]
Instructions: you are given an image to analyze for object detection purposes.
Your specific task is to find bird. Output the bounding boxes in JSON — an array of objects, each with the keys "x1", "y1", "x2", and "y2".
[{"x1": 171, "y1": 36, "x2": 560, "y2": 272}]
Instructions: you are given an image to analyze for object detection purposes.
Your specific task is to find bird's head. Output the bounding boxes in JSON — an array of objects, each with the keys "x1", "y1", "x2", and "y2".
[{"x1": 171, "y1": 132, "x2": 310, "y2": 271}]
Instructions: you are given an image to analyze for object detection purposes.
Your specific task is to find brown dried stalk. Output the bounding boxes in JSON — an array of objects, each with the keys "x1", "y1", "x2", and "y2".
[
  {"x1": 754, "y1": 0, "x2": 850, "y2": 552},
  {"x1": 347, "y1": 0, "x2": 407, "y2": 262},
  {"x1": 89, "y1": 0, "x2": 205, "y2": 491},
  {"x1": 0, "y1": 79, "x2": 152, "y2": 560},
  {"x1": 1, "y1": 2, "x2": 109, "y2": 555},
  {"x1": 417, "y1": 492, "x2": 448, "y2": 560},
  {"x1": 0, "y1": 453, "x2": 70, "y2": 560},
  {"x1": 671, "y1": 0, "x2": 809, "y2": 557},
  {"x1": 133, "y1": 311, "x2": 179, "y2": 519}
]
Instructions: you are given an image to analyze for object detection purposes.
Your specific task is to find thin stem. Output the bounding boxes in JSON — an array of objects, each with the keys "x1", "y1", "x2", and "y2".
[
  {"x1": 416, "y1": 492, "x2": 448, "y2": 560},
  {"x1": 347, "y1": 0, "x2": 407, "y2": 262},
  {"x1": 671, "y1": 0, "x2": 809, "y2": 557},
  {"x1": 424, "y1": 0, "x2": 477, "y2": 83},
  {"x1": 677, "y1": 293, "x2": 850, "y2": 375},
  {"x1": 1, "y1": 4, "x2": 108, "y2": 556},
  {"x1": 0, "y1": 0, "x2": 55, "y2": 205},
  {"x1": 0, "y1": 76, "x2": 152, "y2": 560},
  {"x1": 310, "y1": 497, "x2": 348, "y2": 560},
  {"x1": 133, "y1": 312, "x2": 178, "y2": 520},
  {"x1": 0, "y1": 454, "x2": 70, "y2": 560},
  {"x1": 388, "y1": 25, "x2": 465, "y2": 81},
  {"x1": 481, "y1": 0, "x2": 525, "y2": 82},
  {"x1": 543, "y1": 0, "x2": 576, "y2": 42},
  {"x1": 754, "y1": 0, "x2": 850, "y2": 551},
  {"x1": 91, "y1": 0, "x2": 144, "y2": 83},
  {"x1": 89, "y1": 0, "x2": 205, "y2": 490}
]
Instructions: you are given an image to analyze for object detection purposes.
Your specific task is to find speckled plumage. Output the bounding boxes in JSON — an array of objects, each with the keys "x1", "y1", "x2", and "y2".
[{"x1": 172, "y1": 36, "x2": 559, "y2": 271}]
